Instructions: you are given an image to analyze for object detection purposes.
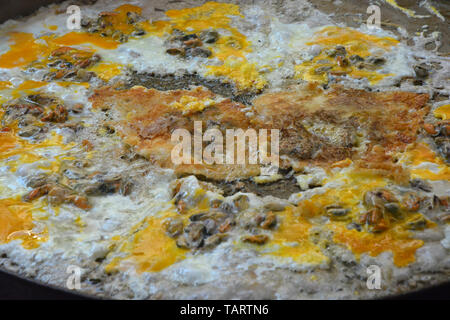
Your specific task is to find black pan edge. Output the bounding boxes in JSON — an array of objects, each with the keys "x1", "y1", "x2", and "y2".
[
  {"x1": 0, "y1": 267, "x2": 95, "y2": 300},
  {"x1": 0, "y1": 0, "x2": 66, "y2": 24}
]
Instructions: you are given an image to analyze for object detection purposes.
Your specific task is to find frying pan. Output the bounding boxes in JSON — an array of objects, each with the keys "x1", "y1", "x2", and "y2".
[{"x1": 0, "y1": 0, "x2": 448, "y2": 300}]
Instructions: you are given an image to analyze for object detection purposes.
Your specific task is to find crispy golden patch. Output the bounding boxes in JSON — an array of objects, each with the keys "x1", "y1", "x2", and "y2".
[
  {"x1": 253, "y1": 84, "x2": 429, "y2": 180},
  {"x1": 90, "y1": 86, "x2": 260, "y2": 180},
  {"x1": 90, "y1": 84, "x2": 428, "y2": 181}
]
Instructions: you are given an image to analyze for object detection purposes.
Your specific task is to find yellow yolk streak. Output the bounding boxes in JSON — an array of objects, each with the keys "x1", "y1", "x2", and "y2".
[
  {"x1": 20, "y1": 5, "x2": 143, "y2": 79},
  {"x1": 296, "y1": 168, "x2": 389, "y2": 219},
  {"x1": 141, "y1": 20, "x2": 172, "y2": 36},
  {"x1": 253, "y1": 166, "x2": 423, "y2": 268},
  {"x1": 0, "y1": 197, "x2": 47, "y2": 249},
  {"x1": 0, "y1": 32, "x2": 46, "y2": 69},
  {"x1": 51, "y1": 32, "x2": 120, "y2": 50},
  {"x1": 104, "y1": 4, "x2": 143, "y2": 35},
  {"x1": 14, "y1": 80, "x2": 47, "y2": 90},
  {"x1": 329, "y1": 223, "x2": 423, "y2": 267},
  {"x1": 45, "y1": 34, "x2": 125, "y2": 80},
  {"x1": 295, "y1": 26, "x2": 398, "y2": 84},
  {"x1": 267, "y1": 207, "x2": 328, "y2": 265},
  {"x1": 384, "y1": 0, "x2": 424, "y2": 18},
  {"x1": 126, "y1": 216, "x2": 186, "y2": 273},
  {"x1": 0, "y1": 129, "x2": 71, "y2": 173},
  {"x1": 0, "y1": 81, "x2": 12, "y2": 90},
  {"x1": 88, "y1": 62, "x2": 123, "y2": 81},
  {"x1": 401, "y1": 143, "x2": 450, "y2": 181},
  {"x1": 295, "y1": 167, "x2": 424, "y2": 267},
  {"x1": 46, "y1": 5, "x2": 143, "y2": 50},
  {"x1": 207, "y1": 57, "x2": 266, "y2": 90},
  {"x1": 0, "y1": 31, "x2": 122, "y2": 81},
  {"x1": 10, "y1": 80, "x2": 48, "y2": 99},
  {"x1": 165, "y1": 2, "x2": 243, "y2": 31},
  {"x1": 143, "y1": 2, "x2": 266, "y2": 90},
  {"x1": 434, "y1": 104, "x2": 450, "y2": 120},
  {"x1": 421, "y1": 2, "x2": 445, "y2": 21},
  {"x1": 56, "y1": 81, "x2": 90, "y2": 88},
  {"x1": 106, "y1": 211, "x2": 186, "y2": 274},
  {"x1": 257, "y1": 168, "x2": 404, "y2": 267},
  {"x1": 106, "y1": 187, "x2": 211, "y2": 274},
  {"x1": 170, "y1": 95, "x2": 215, "y2": 114},
  {"x1": 311, "y1": 27, "x2": 398, "y2": 50}
]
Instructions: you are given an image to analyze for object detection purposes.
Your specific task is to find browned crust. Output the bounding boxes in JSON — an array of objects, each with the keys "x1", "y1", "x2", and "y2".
[
  {"x1": 90, "y1": 86, "x2": 258, "y2": 180},
  {"x1": 90, "y1": 84, "x2": 429, "y2": 182},
  {"x1": 253, "y1": 84, "x2": 429, "y2": 181}
]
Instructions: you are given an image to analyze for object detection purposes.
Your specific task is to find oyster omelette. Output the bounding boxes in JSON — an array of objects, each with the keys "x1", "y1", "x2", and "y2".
[{"x1": 0, "y1": 0, "x2": 448, "y2": 299}]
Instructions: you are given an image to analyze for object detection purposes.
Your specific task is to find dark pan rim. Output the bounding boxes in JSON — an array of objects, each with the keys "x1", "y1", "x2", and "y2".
[
  {"x1": 0, "y1": 266, "x2": 97, "y2": 300},
  {"x1": 1, "y1": 265, "x2": 449, "y2": 299}
]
